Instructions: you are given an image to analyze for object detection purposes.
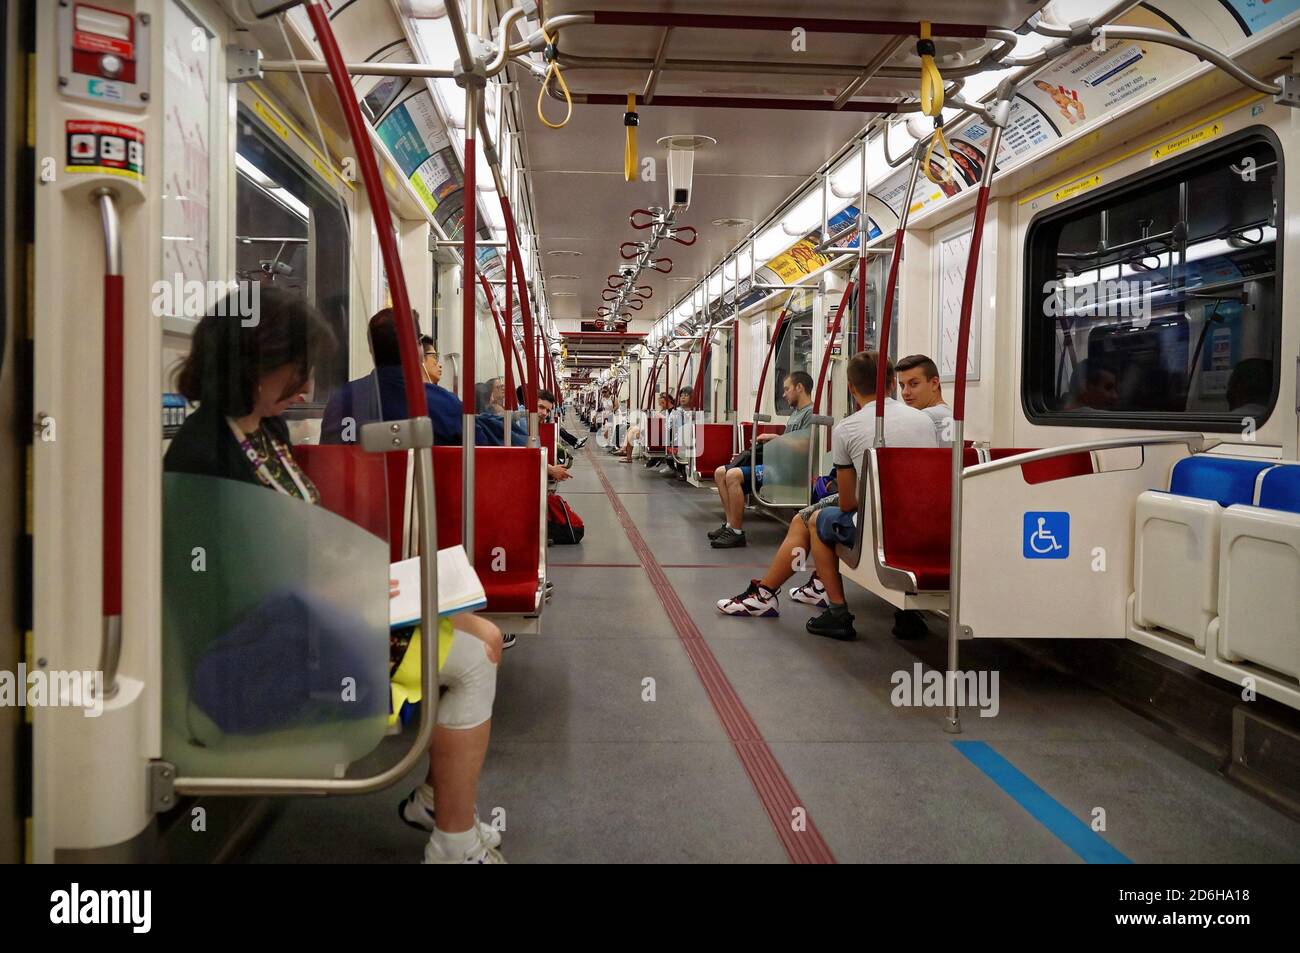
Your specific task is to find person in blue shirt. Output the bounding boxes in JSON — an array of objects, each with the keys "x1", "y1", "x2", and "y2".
[{"x1": 320, "y1": 309, "x2": 464, "y2": 446}]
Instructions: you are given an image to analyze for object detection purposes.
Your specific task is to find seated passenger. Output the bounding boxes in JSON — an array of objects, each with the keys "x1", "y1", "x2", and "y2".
[
  {"x1": 716, "y1": 351, "x2": 936, "y2": 634},
  {"x1": 805, "y1": 352, "x2": 937, "y2": 641},
  {"x1": 1063, "y1": 358, "x2": 1119, "y2": 411},
  {"x1": 320, "y1": 308, "x2": 463, "y2": 446},
  {"x1": 517, "y1": 384, "x2": 587, "y2": 450},
  {"x1": 709, "y1": 371, "x2": 814, "y2": 549},
  {"x1": 168, "y1": 290, "x2": 505, "y2": 863},
  {"x1": 896, "y1": 354, "x2": 953, "y2": 446},
  {"x1": 1226, "y1": 357, "x2": 1272, "y2": 420},
  {"x1": 644, "y1": 393, "x2": 675, "y2": 468},
  {"x1": 667, "y1": 386, "x2": 694, "y2": 480}
]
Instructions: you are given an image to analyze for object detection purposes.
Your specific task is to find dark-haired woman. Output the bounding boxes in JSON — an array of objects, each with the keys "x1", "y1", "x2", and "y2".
[{"x1": 166, "y1": 288, "x2": 505, "y2": 864}]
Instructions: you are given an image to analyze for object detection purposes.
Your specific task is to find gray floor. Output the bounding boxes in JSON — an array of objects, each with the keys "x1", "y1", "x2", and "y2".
[{"x1": 242, "y1": 421, "x2": 1300, "y2": 863}]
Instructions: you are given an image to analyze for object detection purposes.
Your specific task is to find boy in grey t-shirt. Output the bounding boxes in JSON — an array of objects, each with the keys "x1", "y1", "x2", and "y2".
[{"x1": 897, "y1": 354, "x2": 954, "y2": 447}]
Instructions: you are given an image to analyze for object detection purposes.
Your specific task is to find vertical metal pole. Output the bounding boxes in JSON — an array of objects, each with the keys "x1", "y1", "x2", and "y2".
[
  {"x1": 873, "y1": 151, "x2": 922, "y2": 447},
  {"x1": 945, "y1": 121, "x2": 1003, "y2": 735},
  {"x1": 462, "y1": 81, "x2": 480, "y2": 556},
  {"x1": 856, "y1": 136, "x2": 869, "y2": 354},
  {"x1": 94, "y1": 188, "x2": 123, "y2": 700}
]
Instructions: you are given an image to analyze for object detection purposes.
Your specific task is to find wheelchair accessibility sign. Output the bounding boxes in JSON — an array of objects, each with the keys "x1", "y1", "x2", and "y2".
[{"x1": 1023, "y1": 511, "x2": 1069, "y2": 559}]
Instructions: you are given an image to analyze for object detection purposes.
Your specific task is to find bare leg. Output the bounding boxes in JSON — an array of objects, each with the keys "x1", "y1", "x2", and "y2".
[
  {"x1": 428, "y1": 719, "x2": 492, "y2": 833},
  {"x1": 712, "y1": 465, "x2": 729, "y2": 519},
  {"x1": 810, "y1": 530, "x2": 845, "y2": 604},
  {"x1": 725, "y1": 468, "x2": 746, "y2": 529},
  {"x1": 759, "y1": 516, "x2": 812, "y2": 591}
]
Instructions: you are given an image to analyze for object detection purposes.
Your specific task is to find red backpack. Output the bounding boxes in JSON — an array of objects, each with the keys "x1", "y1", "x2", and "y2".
[{"x1": 547, "y1": 493, "x2": 585, "y2": 544}]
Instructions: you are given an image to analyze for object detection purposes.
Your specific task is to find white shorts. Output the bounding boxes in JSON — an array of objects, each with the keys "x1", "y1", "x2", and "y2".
[{"x1": 437, "y1": 630, "x2": 498, "y2": 729}]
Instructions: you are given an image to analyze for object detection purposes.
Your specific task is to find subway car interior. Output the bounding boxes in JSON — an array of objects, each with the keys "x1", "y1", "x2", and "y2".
[{"x1": 5, "y1": 0, "x2": 1300, "y2": 875}]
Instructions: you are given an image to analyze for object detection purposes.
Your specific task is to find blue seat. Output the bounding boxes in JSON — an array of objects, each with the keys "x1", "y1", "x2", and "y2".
[
  {"x1": 1258, "y1": 465, "x2": 1300, "y2": 514},
  {"x1": 1168, "y1": 456, "x2": 1273, "y2": 507}
]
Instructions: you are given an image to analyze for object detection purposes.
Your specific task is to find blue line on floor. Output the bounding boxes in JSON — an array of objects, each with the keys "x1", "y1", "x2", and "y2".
[{"x1": 952, "y1": 741, "x2": 1132, "y2": 864}]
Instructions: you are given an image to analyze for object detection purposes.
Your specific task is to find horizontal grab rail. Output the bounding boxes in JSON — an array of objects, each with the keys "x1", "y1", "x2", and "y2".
[{"x1": 962, "y1": 432, "x2": 1205, "y2": 480}]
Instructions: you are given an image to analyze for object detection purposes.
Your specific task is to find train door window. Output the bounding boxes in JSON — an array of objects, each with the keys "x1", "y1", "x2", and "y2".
[
  {"x1": 1024, "y1": 131, "x2": 1282, "y2": 431},
  {"x1": 235, "y1": 105, "x2": 351, "y2": 397},
  {"x1": 773, "y1": 287, "x2": 816, "y2": 415}
]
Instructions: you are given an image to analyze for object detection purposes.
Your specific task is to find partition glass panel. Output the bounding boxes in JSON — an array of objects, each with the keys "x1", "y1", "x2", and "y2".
[
  {"x1": 754, "y1": 428, "x2": 814, "y2": 506},
  {"x1": 772, "y1": 287, "x2": 816, "y2": 415}
]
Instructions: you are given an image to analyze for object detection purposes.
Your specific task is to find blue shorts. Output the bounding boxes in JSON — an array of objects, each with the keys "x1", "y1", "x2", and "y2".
[
  {"x1": 815, "y1": 506, "x2": 857, "y2": 547},
  {"x1": 738, "y1": 465, "x2": 764, "y2": 494}
]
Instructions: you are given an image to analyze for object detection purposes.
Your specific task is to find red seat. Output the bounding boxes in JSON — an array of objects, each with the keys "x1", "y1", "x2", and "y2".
[
  {"x1": 986, "y1": 448, "x2": 1094, "y2": 484},
  {"x1": 539, "y1": 422, "x2": 556, "y2": 464},
  {"x1": 690, "y1": 423, "x2": 734, "y2": 479},
  {"x1": 432, "y1": 446, "x2": 544, "y2": 614},
  {"x1": 875, "y1": 447, "x2": 980, "y2": 591},
  {"x1": 293, "y1": 444, "x2": 405, "y2": 561}
]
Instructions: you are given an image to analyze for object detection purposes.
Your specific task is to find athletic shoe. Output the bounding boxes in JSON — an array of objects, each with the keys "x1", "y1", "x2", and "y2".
[
  {"x1": 806, "y1": 604, "x2": 856, "y2": 641},
  {"x1": 710, "y1": 526, "x2": 747, "y2": 549},
  {"x1": 716, "y1": 580, "x2": 779, "y2": 617},
  {"x1": 544, "y1": 579, "x2": 555, "y2": 601},
  {"x1": 789, "y1": 574, "x2": 829, "y2": 608},
  {"x1": 575, "y1": 437, "x2": 588, "y2": 450},
  {"x1": 707, "y1": 523, "x2": 730, "y2": 540},
  {"x1": 892, "y1": 609, "x2": 928, "y2": 641},
  {"x1": 422, "y1": 829, "x2": 507, "y2": 864},
  {"x1": 400, "y1": 790, "x2": 502, "y2": 849},
  {"x1": 502, "y1": 632, "x2": 517, "y2": 650}
]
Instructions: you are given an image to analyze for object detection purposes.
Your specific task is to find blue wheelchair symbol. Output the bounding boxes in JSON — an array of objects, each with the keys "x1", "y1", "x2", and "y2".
[{"x1": 1023, "y1": 512, "x2": 1069, "y2": 559}]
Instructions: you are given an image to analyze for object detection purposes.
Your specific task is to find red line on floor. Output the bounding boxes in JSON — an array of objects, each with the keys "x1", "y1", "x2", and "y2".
[{"x1": 586, "y1": 449, "x2": 836, "y2": 864}]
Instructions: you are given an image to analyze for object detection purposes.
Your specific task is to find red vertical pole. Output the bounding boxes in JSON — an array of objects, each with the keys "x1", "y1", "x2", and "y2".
[
  {"x1": 102, "y1": 272, "x2": 123, "y2": 619},
  {"x1": 306, "y1": 2, "x2": 426, "y2": 418},
  {"x1": 501, "y1": 196, "x2": 538, "y2": 415}
]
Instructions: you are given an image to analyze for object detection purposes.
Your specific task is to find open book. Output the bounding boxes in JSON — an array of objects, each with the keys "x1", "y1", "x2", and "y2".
[{"x1": 389, "y1": 547, "x2": 486, "y2": 628}]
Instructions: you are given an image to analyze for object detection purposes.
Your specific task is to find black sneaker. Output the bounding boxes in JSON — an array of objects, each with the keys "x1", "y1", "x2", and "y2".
[
  {"x1": 502, "y1": 632, "x2": 517, "y2": 650},
  {"x1": 892, "y1": 609, "x2": 928, "y2": 640},
  {"x1": 711, "y1": 527, "x2": 747, "y2": 549},
  {"x1": 707, "y1": 523, "x2": 730, "y2": 540},
  {"x1": 807, "y1": 604, "x2": 856, "y2": 641},
  {"x1": 575, "y1": 437, "x2": 588, "y2": 450}
]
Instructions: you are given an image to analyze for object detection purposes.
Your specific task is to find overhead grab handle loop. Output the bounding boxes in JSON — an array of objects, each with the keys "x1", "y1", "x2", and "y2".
[
  {"x1": 537, "y1": 26, "x2": 573, "y2": 129},
  {"x1": 649, "y1": 257, "x2": 673, "y2": 273},
  {"x1": 629, "y1": 208, "x2": 659, "y2": 229},
  {"x1": 633, "y1": 285, "x2": 653, "y2": 299},
  {"x1": 917, "y1": 21, "x2": 954, "y2": 186},
  {"x1": 623, "y1": 93, "x2": 639, "y2": 181},
  {"x1": 620, "y1": 241, "x2": 646, "y2": 259},
  {"x1": 667, "y1": 225, "x2": 697, "y2": 245}
]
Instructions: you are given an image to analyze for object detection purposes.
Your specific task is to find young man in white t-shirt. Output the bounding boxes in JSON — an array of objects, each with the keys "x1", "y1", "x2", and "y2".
[
  {"x1": 715, "y1": 351, "x2": 935, "y2": 627},
  {"x1": 805, "y1": 351, "x2": 937, "y2": 641},
  {"x1": 896, "y1": 354, "x2": 953, "y2": 447}
]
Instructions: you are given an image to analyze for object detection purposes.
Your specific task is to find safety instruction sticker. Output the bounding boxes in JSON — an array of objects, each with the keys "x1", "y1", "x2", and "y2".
[{"x1": 65, "y1": 120, "x2": 144, "y2": 181}]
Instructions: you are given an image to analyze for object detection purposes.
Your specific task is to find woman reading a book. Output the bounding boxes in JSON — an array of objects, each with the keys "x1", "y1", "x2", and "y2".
[{"x1": 167, "y1": 288, "x2": 506, "y2": 864}]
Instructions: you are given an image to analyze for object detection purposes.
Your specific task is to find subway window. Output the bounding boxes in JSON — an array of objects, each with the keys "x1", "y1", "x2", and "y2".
[
  {"x1": 1023, "y1": 130, "x2": 1282, "y2": 431},
  {"x1": 773, "y1": 287, "x2": 815, "y2": 414},
  {"x1": 234, "y1": 106, "x2": 352, "y2": 398}
]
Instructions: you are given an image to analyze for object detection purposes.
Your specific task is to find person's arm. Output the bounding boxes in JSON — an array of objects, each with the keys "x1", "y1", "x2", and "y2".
[
  {"x1": 837, "y1": 466, "x2": 858, "y2": 514},
  {"x1": 548, "y1": 464, "x2": 571, "y2": 482}
]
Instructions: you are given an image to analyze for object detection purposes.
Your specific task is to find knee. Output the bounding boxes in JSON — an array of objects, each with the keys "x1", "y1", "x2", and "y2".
[{"x1": 714, "y1": 466, "x2": 726, "y2": 482}]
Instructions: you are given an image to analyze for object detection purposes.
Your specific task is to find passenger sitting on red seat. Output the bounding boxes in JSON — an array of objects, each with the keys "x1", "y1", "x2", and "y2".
[
  {"x1": 805, "y1": 351, "x2": 936, "y2": 640},
  {"x1": 169, "y1": 291, "x2": 505, "y2": 863},
  {"x1": 709, "y1": 371, "x2": 814, "y2": 549},
  {"x1": 716, "y1": 351, "x2": 935, "y2": 628},
  {"x1": 667, "y1": 387, "x2": 693, "y2": 479},
  {"x1": 320, "y1": 308, "x2": 464, "y2": 446},
  {"x1": 896, "y1": 354, "x2": 953, "y2": 446},
  {"x1": 644, "y1": 393, "x2": 675, "y2": 468}
]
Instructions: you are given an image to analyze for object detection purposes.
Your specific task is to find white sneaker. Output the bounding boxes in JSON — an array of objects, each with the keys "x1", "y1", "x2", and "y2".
[
  {"x1": 789, "y1": 574, "x2": 829, "y2": 608},
  {"x1": 716, "y1": 580, "x2": 779, "y2": 617},
  {"x1": 422, "y1": 828, "x2": 507, "y2": 865},
  {"x1": 400, "y1": 789, "x2": 502, "y2": 849}
]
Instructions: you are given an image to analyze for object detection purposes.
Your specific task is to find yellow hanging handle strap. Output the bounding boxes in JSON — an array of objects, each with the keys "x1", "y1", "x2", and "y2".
[
  {"x1": 917, "y1": 21, "x2": 954, "y2": 186},
  {"x1": 623, "y1": 94, "x2": 639, "y2": 181},
  {"x1": 536, "y1": 23, "x2": 573, "y2": 130}
]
